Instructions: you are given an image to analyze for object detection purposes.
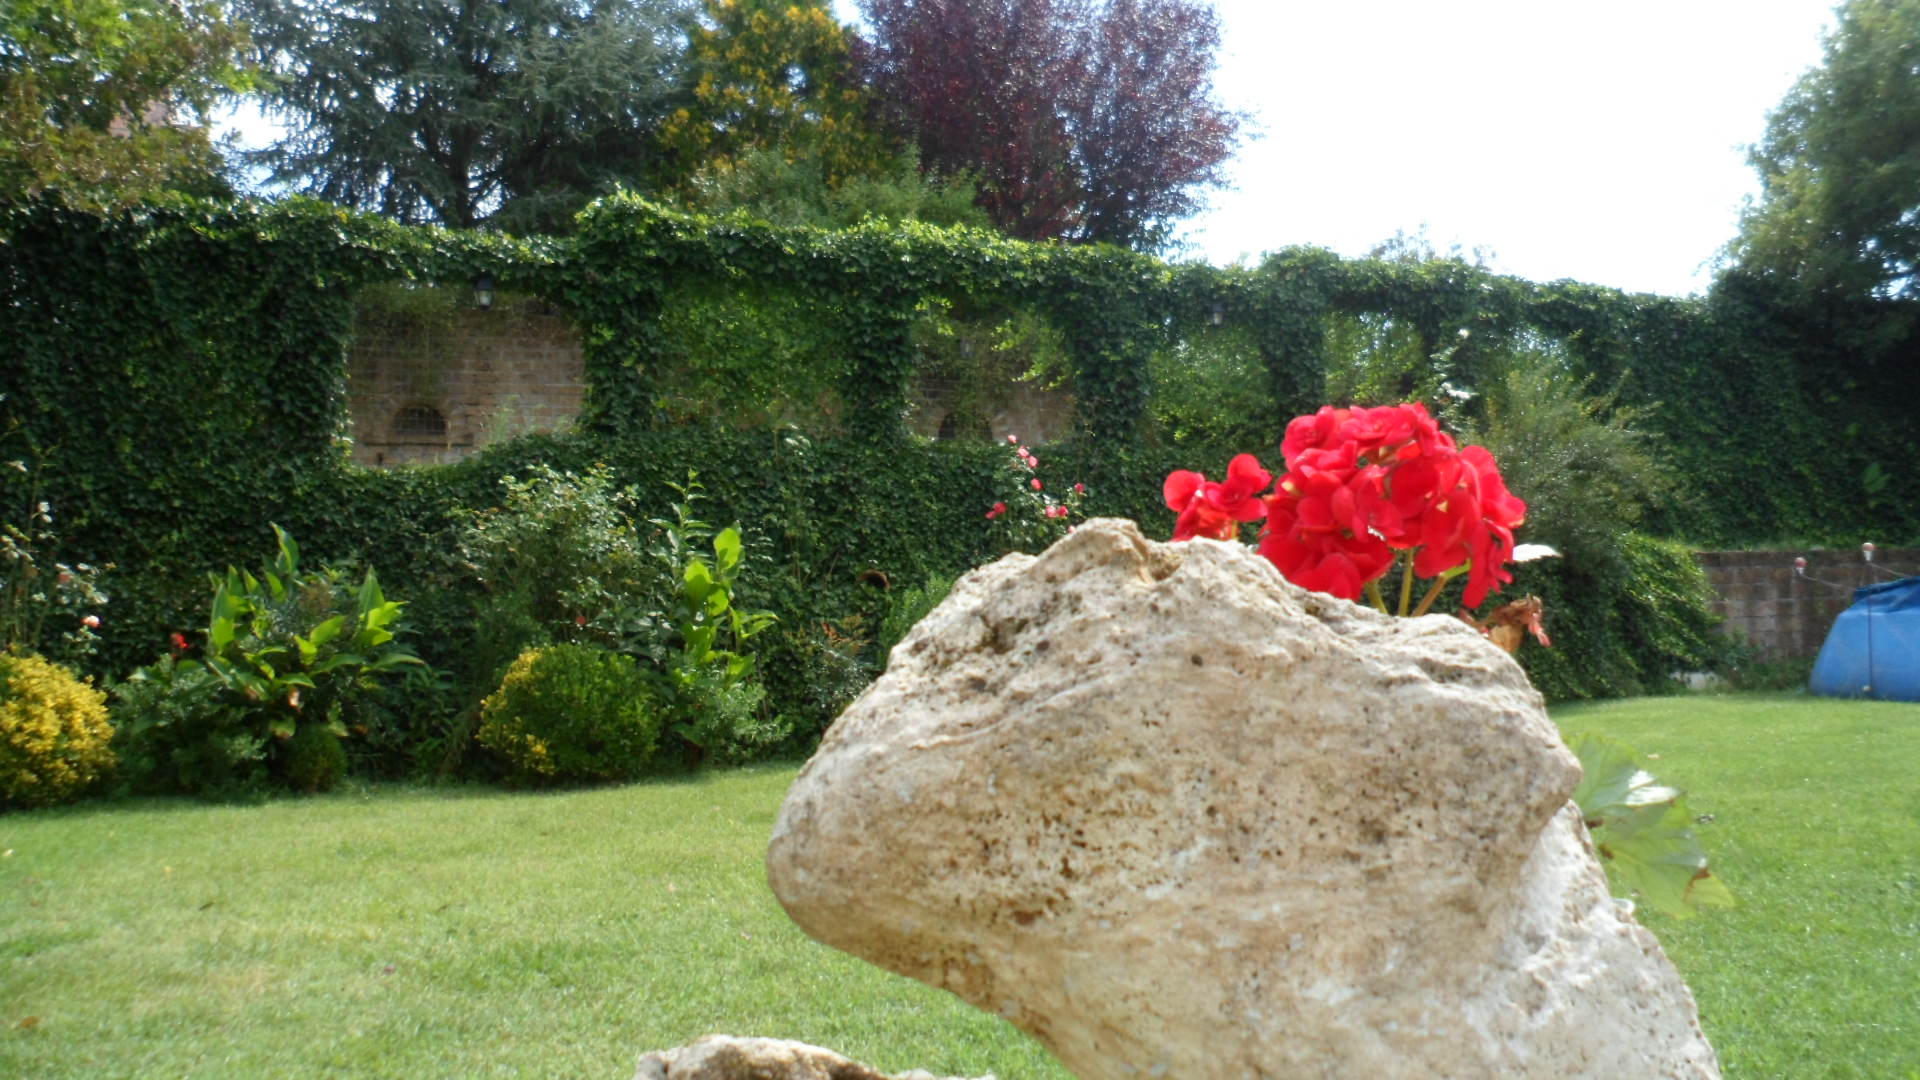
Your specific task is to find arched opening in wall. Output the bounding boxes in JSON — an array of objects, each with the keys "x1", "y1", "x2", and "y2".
[
  {"x1": 907, "y1": 290, "x2": 1074, "y2": 445},
  {"x1": 343, "y1": 282, "x2": 587, "y2": 468}
]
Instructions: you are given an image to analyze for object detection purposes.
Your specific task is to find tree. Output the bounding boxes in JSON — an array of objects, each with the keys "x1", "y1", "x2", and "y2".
[
  {"x1": 236, "y1": 0, "x2": 696, "y2": 232},
  {"x1": 1731, "y1": 0, "x2": 1920, "y2": 301},
  {"x1": 659, "y1": 0, "x2": 889, "y2": 190},
  {"x1": 0, "y1": 0, "x2": 251, "y2": 207},
  {"x1": 856, "y1": 0, "x2": 1242, "y2": 249}
]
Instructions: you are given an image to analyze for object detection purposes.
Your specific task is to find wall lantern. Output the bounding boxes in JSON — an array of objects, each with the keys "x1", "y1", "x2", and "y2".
[
  {"x1": 472, "y1": 273, "x2": 496, "y2": 310},
  {"x1": 1209, "y1": 302, "x2": 1225, "y2": 327}
]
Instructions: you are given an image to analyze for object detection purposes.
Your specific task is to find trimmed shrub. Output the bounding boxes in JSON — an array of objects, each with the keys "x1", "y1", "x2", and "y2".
[
  {"x1": 0, "y1": 651, "x2": 114, "y2": 808},
  {"x1": 280, "y1": 723, "x2": 348, "y2": 794},
  {"x1": 477, "y1": 644, "x2": 663, "y2": 785}
]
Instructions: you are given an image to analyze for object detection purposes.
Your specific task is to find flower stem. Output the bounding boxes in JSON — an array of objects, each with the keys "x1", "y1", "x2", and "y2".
[
  {"x1": 1412, "y1": 565, "x2": 1468, "y2": 617},
  {"x1": 1396, "y1": 554, "x2": 1416, "y2": 617},
  {"x1": 1365, "y1": 578, "x2": 1389, "y2": 613}
]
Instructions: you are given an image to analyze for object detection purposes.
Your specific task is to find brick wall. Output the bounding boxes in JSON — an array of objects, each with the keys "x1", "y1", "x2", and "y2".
[
  {"x1": 344, "y1": 295, "x2": 1079, "y2": 464},
  {"x1": 1694, "y1": 547, "x2": 1920, "y2": 659},
  {"x1": 346, "y1": 295, "x2": 585, "y2": 468}
]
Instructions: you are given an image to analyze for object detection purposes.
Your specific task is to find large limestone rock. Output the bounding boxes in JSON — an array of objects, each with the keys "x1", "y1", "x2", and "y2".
[
  {"x1": 634, "y1": 1035, "x2": 992, "y2": 1080},
  {"x1": 768, "y1": 519, "x2": 1719, "y2": 1080}
]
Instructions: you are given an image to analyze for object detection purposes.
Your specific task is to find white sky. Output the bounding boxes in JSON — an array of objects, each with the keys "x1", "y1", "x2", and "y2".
[
  {"x1": 1176, "y1": 0, "x2": 1839, "y2": 295},
  {"x1": 221, "y1": 0, "x2": 1840, "y2": 298}
]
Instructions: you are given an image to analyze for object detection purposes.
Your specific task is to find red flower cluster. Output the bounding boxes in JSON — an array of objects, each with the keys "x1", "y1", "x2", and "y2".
[{"x1": 1164, "y1": 403, "x2": 1527, "y2": 608}]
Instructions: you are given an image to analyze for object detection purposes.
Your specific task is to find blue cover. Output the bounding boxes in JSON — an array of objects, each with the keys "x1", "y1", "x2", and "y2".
[{"x1": 1808, "y1": 576, "x2": 1920, "y2": 702}]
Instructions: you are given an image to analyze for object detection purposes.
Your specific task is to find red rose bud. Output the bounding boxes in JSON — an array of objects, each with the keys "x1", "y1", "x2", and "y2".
[
  {"x1": 1031, "y1": 478, "x2": 1043, "y2": 491},
  {"x1": 1073, "y1": 482, "x2": 1086, "y2": 494}
]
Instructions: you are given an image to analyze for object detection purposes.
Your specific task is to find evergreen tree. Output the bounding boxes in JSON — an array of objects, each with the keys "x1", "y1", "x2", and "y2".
[{"x1": 237, "y1": 0, "x2": 696, "y2": 232}]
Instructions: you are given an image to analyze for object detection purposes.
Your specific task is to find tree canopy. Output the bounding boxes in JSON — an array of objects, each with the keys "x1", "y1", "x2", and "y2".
[
  {"x1": 659, "y1": 0, "x2": 888, "y2": 190},
  {"x1": 237, "y1": 0, "x2": 696, "y2": 232},
  {"x1": 0, "y1": 0, "x2": 252, "y2": 206},
  {"x1": 1731, "y1": 0, "x2": 1920, "y2": 301},
  {"x1": 857, "y1": 0, "x2": 1241, "y2": 250}
]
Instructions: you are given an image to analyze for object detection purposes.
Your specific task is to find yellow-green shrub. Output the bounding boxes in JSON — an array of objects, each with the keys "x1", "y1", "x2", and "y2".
[
  {"x1": 0, "y1": 651, "x2": 114, "y2": 808},
  {"x1": 477, "y1": 644, "x2": 663, "y2": 785}
]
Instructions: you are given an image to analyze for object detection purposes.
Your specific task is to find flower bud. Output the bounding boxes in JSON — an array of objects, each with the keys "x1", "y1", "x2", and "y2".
[{"x1": 81, "y1": 614, "x2": 100, "y2": 629}]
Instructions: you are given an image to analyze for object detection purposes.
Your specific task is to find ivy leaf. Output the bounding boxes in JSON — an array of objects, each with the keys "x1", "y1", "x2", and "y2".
[{"x1": 1569, "y1": 733, "x2": 1734, "y2": 920}]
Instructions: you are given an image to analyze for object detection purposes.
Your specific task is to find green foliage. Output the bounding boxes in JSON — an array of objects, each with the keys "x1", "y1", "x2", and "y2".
[
  {"x1": 458, "y1": 463, "x2": 666, "y2": 663},
  {"x1": 4, "y1": 192, "x2": 1915, "y2": 784},
  {"x1": 682, "y1": 146, "x2": 988, "y2": 231},
  {"x1": 878, "y1": 573, "x2": 954, "y2": 661},
  {"x1": 1510, "y1": 533, "x2": 1737, "y2": 702},
  {"x1": 1570, "y1": 732, "x2": 1735, "y2": 920},
  {"x1": 109, "y1": 653, "x2": 262, "y2": 798},
  {"x1": 191, "y1": 525, "x2": 425, "y2": 746},
  {"x1": 1732, "y1": 0, "x2": 1920, "y2": 302},
  {"x1": 983, "y1": 436, "x2": 1089, "y2": 556},
  {"x1": 236, "y1": 0, "x2": 697, "y2": 231},
  {"x1": 0, "y1": 441, "x2": 109, "y2": 665},
  {"x1": 280, "y1": 720, "x2": 347, "y2": 794},
  {"x1": 106, "y1": 525, "x2": 426, "y2": 797},
  {"x1": 477, "y1": 643, "x2": 664, "y2": 785},
  {"x1": 1463, "y1": 353, "x2": 1672, "y2": 572},
  {"x1": 661, "y1": 0, "x2": 889, "y2": 190},
  {"x1": 0, "y1": 0, "x2": 252, "y2": 207},
  {"x1": 0, "y1": 650, "x2": 114, "y2": 807}
]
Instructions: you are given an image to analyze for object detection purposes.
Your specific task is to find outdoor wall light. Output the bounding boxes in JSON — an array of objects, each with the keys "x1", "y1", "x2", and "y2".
[
  {"x1": 473, "y1": 273, "x2": 496, "y2": 310},
  {"x1": 1209, "y1": 302, "x2": 1225, "y2": 327}
]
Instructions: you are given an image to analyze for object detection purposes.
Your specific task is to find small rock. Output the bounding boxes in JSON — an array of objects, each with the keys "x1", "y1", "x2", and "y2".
[{"x1": 633, "y1": 1035, "x2": 992, "y2": 1080}]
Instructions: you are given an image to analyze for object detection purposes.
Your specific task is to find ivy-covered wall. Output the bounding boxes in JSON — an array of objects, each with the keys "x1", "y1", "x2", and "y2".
[{"x1": 2, "y1": 195, "x2": 1915, "y2": 698}]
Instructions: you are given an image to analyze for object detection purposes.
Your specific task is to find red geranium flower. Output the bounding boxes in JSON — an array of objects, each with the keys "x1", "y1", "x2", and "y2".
[{"x1": 1164, "y1": 454, "x2": 1272, "y2": 541}]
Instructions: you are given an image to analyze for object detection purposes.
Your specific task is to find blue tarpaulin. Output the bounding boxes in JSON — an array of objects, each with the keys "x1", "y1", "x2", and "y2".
[{"x1": 1808, "y1": 576, "x2": 1920, "y2": 702}]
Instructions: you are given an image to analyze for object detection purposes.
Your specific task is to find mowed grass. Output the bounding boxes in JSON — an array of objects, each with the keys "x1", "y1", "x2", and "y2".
[
  {"x1": 1, "y1": 767, "x2": 1071, "y2": 1080},
  {"x1": 1554, "y1": 693, "x2": 1920, "y2": 1080},
  {"x1": 1, "y1": 692, "x2": 1914, "y2": 1079}
]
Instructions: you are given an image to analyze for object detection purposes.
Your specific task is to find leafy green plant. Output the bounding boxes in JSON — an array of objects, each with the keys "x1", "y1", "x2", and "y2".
[
  {"x1": 1569, "y1": 732, "x2": 1735, "y2": 920},
  {"x1": 195, "y1": 525, "x2": 423, "y2": 736},
  {"x1": 0, "y1": 650, "x2": 114, "y2": 808},
  {"x1": 110, "y1": 653, "x2": 262, "y2": 798},
  {"x1": 647, "y1": 473, "x2": 784, "y2": 764},
  {"x1": 477, "y1": 643, "x2": 664, "y2": 785},
  {"x1": 113, "y1": 525, "x2": 426, "y2": 795}
]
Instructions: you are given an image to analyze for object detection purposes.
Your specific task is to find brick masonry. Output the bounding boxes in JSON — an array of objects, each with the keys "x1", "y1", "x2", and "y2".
[
  {"x1": 346, "y1": 295, "x2": 586, "y2": 468},
  {"x1": 1694, "y1": 547, "x2": 1920, "y2": 660},
  {"x1": 344, "y1": 296, "x2": 1076, "y2": 465}
]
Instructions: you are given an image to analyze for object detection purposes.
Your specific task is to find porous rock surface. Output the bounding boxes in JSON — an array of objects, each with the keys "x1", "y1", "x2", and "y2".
[
  {"x1": 633, "y1": 1035, "x2": 991, "y2": 1080},
  {"x1": 767, "y1": 518, "x2": 1720, "y2": 1080}
]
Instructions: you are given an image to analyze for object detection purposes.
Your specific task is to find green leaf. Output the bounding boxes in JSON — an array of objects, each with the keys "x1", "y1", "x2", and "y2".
[
  {"x1": 268, "y1": 716, "x2": 296, "y2": 740},
  {"x1": 1570, "y1": 733, "x2": 1735, "y2": 920},
  {"x1": 355, "y1": 569, "x2": 387, "y2": 617},
  {"x1": 713, "y1": 526, "x2": 742, "y2": 575}
]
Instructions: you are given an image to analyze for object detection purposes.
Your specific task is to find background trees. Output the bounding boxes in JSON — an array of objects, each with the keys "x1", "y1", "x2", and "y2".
[
  {"x1": 659, "y1": 0, "x2": 887, "y2": 191},
  {"x1": 237, "y1": 0, "x2": 696, "y2": 232},
  {"x1": 0, "y1": 0, "x2": 252, "y2": 207},
  {"x1": 856, "y1": 0, "x2": 1241, "y2": 249},
  {"x1": 1731, "y1": 0, "x2": 1920, "y2": 301}
]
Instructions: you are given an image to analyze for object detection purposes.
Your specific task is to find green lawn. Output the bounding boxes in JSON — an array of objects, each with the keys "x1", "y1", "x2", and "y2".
[
  {"x1": 1554, "y1": 693, "x2": 1920, "y2": 1080},
  {"x1": 3, "y1": 692, "x2": 1915, "y2": 1079}
]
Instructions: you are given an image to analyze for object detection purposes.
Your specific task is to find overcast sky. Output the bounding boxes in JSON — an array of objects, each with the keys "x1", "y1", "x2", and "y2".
[
  {"x1": 1172, "y1": 0, "x2": 1839, "y2": 295},
  {"x1": 222, "y1": 0, "x2": 1841, "y2": 298}
]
